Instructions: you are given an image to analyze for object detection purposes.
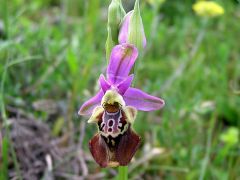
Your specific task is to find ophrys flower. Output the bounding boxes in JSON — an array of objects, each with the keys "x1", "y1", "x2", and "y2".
[{"x1": 79, "y1": 43, "x2": 164, "y2": 167}]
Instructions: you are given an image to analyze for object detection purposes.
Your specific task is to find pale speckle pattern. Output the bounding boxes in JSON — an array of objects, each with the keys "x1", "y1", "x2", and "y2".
[{"x1": 99, "y1": 110, "x2": 128, "y2": 138}]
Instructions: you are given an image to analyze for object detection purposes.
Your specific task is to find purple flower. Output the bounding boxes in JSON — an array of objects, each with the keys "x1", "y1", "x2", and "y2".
[
  {"x1": 79, "y1": 43, "x2": 163, "y2": 116},
  {"x1": 78, "y1": 43, "x2": 164, "y2": 167}
]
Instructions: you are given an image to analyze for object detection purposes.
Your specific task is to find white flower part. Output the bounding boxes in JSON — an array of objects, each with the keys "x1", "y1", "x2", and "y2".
[
  {"x1": 88, "y1": 106, "x2": 104, "y2": 123},
  {"x1": 122, "y1": 106, "x2": 137, "y2": 124},
  {"x1": 101, "y1": 89, "x2": 126, "y2": 107}
]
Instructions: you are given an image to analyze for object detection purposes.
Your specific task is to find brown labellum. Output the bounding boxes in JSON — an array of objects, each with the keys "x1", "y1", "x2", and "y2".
[
  {"x1": 88, "y1": 104, "x2": 140, "y2": 168},
  {"x1": 89, "y1": 126, "x2": 141, "y2": 167}
]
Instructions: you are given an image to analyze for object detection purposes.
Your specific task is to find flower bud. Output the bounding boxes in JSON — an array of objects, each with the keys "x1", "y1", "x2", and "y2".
[
  {"x1": 107, "y1": 0, "x2": 126, "y2": 43},
  {"x1": 118, "y1": 0, "x2": 146, "y2": 51}
]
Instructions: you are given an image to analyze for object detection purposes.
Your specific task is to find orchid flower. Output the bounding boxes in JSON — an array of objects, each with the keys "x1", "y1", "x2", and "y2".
[{"x1": 78, "y1": 43, "x2": 164, "y2": 167}]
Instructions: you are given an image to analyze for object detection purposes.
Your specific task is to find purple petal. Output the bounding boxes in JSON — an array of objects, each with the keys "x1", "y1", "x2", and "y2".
[
  {"x1": 118, "y1": 11, "x2": 147, "y2": 49},
  {"x1": 118, "y1": 11, "x2": 132, "y2": 44},
  {"x1": 99, "y1": 74, "x2": 111, "y2": 93},
  {"x1": 78, "y1": 90, "x2": 104, "y2": 115},
  {"x1": 123, "y1": 87, "x2": 165, "y2": 111},
  {"x1": 107, "y1": 43, "x2": 138, "y2": 84},
  {"x1": 117, "y1": 75, "x2": 134, "y2": 95}
]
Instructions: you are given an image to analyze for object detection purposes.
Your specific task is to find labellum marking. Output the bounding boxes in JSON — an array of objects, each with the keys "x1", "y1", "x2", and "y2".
[{"x1": 99, "y1": 109, "x2": 128, "y2": 138}]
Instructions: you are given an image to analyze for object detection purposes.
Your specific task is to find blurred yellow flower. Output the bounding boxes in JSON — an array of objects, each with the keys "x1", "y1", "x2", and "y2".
[{"x1": 193, "y1": 1, "x2": 224, "y2": 17}]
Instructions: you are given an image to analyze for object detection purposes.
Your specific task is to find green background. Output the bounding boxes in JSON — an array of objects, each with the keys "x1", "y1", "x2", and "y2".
[{"x1": 0, "y1": 0, "x2": 239, "y2": 179}]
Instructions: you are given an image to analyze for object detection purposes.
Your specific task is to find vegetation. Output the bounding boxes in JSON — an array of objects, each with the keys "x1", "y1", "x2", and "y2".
[{"x1": 0, "y1": 0, "x2": 239, "y2": 179}]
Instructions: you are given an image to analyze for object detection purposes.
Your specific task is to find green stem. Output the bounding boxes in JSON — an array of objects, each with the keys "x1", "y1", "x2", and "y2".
[
  {"x1": 199, "y1": 114, "x2": 216, "y2": 180},
  {"x1": 118, "y1": 166, "x2": 128, "y2": 180}
]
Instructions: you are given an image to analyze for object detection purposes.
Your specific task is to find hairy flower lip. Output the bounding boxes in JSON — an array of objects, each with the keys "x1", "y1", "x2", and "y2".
[{"x1": 89, "y1": 124, "x2": 141, "y2": 168}]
